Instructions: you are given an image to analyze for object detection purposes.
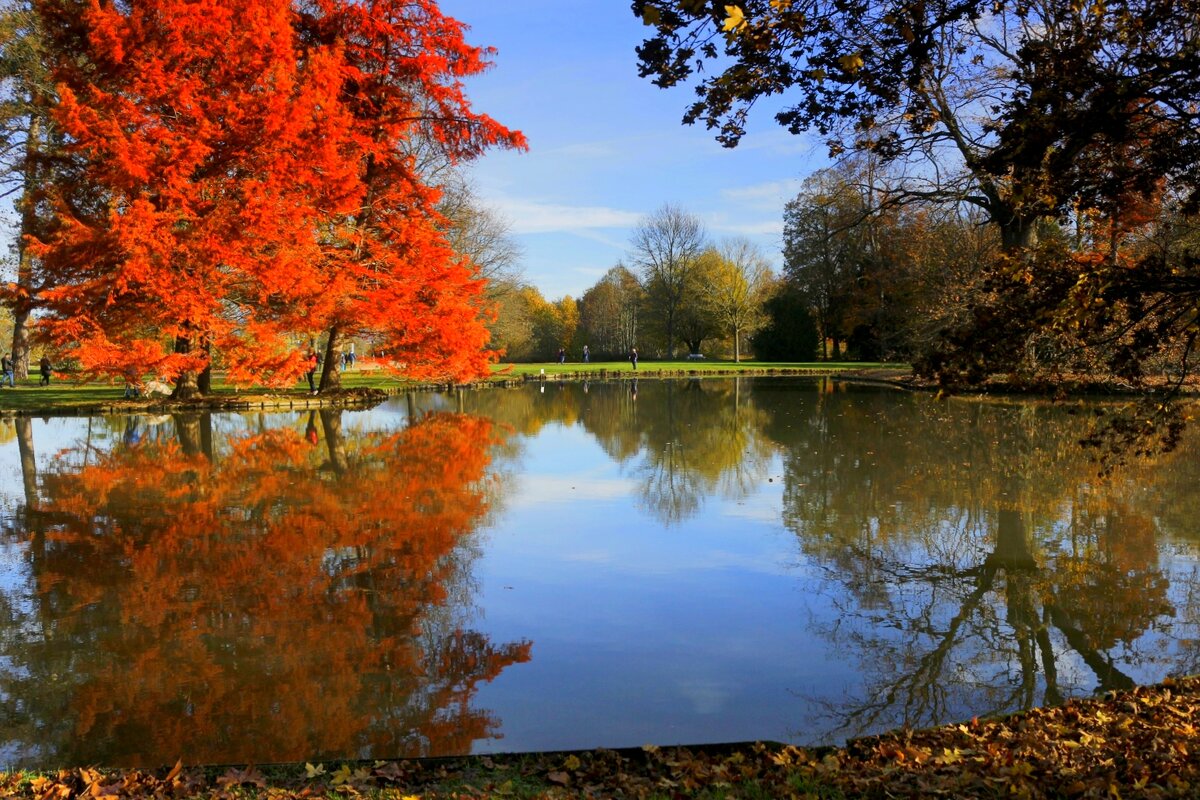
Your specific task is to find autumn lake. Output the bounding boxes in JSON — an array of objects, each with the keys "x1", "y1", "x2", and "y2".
[{"x1": 0, "y1": 377, "x2": 1197, "y2": 768}]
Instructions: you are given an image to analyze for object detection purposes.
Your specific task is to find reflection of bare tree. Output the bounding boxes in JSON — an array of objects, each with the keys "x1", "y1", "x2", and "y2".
[
  {"x1": 626, "y1": 380, "x2": 774, "y2": 525},
  {"x1": 457, "y1": 378, "x2": 776, "y2": 525},
  {"x1": 768, "y1": 387, "x2": 1191, "y2": 740},
  {"x1": 637, "y1": 440, "x2": 702, "y2": 525}
]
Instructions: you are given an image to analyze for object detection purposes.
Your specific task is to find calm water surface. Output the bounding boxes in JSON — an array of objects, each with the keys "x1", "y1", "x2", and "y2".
[{"x1": 0, "y1": 377, "x2": 1197, "y2": 767}]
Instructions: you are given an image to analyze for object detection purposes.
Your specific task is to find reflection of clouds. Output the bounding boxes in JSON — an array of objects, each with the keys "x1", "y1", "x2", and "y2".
[
  {"x1": 723, "y1": 503, "x2": 783, "y2": 524},
  {"x1": 560, "y1": 549, "x2": 615, "y2": 564},
  {"x1": 677, "y1": 679, "x2": 732, "y2": 715},
  {"x1": 509, "y1": 474, "x2": 637, "y2": 507}
]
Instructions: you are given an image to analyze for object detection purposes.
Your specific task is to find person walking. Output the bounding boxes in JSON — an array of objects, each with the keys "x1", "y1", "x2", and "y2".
[
  {"x1": 1, "y1": 354, "x2": 14, "y2": 388},
  {"x1": 557, "y1": 347, "x2": 566, "y2": 364},
  {"x1": 38, "y1": 355, "x2": 51, "y2": 386},
  {"x1": 582, "y1": 344, "x2": 590, "y2": 363},
  {"x1": 630, "y1": 347, "x2": 638, "y2": 370}
]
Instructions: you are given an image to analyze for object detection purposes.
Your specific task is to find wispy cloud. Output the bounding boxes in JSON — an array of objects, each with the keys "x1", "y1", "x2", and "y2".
[
  {"x1": 485, "y1": 197, "x2": 643, "y2": 236},
  {"x1": 721, "y1": 179, "x2": 804, "y2": 210},
  {"x1": 714, "y1": 219, "x2": 785, "y2": 237}
]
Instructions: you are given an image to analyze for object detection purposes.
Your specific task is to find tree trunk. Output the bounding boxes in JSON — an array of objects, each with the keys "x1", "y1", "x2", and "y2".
[
  {"x1": 733, "y1": 327, "x2": 741, "y2": 363},
  {"x1": 11, "y1": 304, "x2": 32, "y2": 381},
  {"x1": 998, "y1": 212, "x2": 1038, "y2": 252},
  {"x1": 665, "y1": 310, "x2": 676, "y2": 359},
  {"x1": 318, "y1": 326, "x2": 343, "y2": 392},
  {"x1": 11, "y1": 115, "x2": 42, "y2": 381},
  {"x1": 197, "y1": 341, "x2": 212, "y2": 394},
  {"x1": 171, "y1": 336, "x2": 202, "y2": 399}
]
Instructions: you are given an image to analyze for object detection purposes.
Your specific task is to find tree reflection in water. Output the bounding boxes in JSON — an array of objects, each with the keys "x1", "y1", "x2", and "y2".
[
  {"x1": 0, "y1": 410, "x2": 530, "y2": 768},
  {"x1": 456, "y1": 377, "x2": 775, "y2": 525},
  {"x1": 448, "y1": 378, "x2": 1198, "y2": 736},
  {"x1": 758, "y1": 384, "x2": 1197, "y2": 740},
  {"x1": 0, "y1": 380, "x2": 1196, "y2": 761}
]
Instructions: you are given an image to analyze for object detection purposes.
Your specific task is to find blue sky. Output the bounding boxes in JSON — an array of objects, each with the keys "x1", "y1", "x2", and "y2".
[{"x1": 437, "y1": 0, "x2": 830, "y2": 300}]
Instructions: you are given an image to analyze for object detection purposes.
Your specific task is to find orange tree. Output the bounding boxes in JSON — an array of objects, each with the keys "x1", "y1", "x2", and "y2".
[
  {"x1": 296, "y1": 0, "x2": 527, "y2": 391},
  {"x1": 31, "y1": 0, "x2": 523, "y2": 395}
]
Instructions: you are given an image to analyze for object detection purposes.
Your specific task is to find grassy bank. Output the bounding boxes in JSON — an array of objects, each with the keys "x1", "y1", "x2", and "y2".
[
  {"x1": 2, "y1": 676, "x2": 1197, "y2": 799},
  {"x1": 0, "y1": 361, "x2": 906, "y2": 415}
]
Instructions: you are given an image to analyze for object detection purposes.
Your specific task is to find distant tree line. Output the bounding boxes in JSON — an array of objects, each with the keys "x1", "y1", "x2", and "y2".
[{"x1": 488, "y1": 204, "x2": 820, "y2": 363}]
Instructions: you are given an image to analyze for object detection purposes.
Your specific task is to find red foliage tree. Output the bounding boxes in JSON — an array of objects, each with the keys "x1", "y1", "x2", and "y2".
[
  {"x1": 32, "y1": 0, "x2": 364, "y2": 396},
  {"x1": 296, "y1": 0, "x2": 527, "y2": 390},
  {"x1": 32, "y1": 0, "x2": 525, "y2": 395}
]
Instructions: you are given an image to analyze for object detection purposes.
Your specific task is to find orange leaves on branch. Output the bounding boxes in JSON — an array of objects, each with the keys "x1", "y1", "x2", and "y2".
[{"x1": 33, "y1": 0, "x2": 525, "y2": 389}]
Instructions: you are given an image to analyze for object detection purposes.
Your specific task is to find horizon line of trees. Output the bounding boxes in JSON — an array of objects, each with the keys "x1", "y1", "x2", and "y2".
[{"x1": 486, "y1": 204, "x2": 824, "y2": 364}]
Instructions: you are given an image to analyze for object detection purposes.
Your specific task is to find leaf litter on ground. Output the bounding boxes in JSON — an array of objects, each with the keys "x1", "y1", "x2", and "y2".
[{"x1": 4, "y1": 676, "x2": 1200, "y2": 799}]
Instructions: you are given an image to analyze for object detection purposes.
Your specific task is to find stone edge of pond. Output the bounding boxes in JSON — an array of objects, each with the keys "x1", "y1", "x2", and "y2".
[{"x1": 0, "y1": 387, "x2": 393, "y2": 418}]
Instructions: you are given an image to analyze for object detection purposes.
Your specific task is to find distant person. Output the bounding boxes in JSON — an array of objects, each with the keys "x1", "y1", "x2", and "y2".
[
  {"x1": 630, "y1": 347, "x2": 638, "y2": 370},
  {"x1": 38, "y1": 355, "x2": 51, "y2": 386},
  {"x1": 582, "y1": 344, "x2": 590, "y2": 363},
  {"x1": 123, "y1": 366, "x2": 141, "y2": 398},
  {"x1": 346, "y1": 342, "x2": 356, "y2": 368},
  {"x1": 1, "y1": 354, "x2": 13, "y2": 388},
  {"x1": 305, "y1": 348, "x2": 320, "y2": 394},
  {"x1": 557, "y1": 347, "x2": 566, "y2": 364}
]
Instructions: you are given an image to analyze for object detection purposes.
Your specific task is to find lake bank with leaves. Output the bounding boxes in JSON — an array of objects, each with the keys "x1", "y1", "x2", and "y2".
[{"x1": 3, "y1": 675, "x2": 1198, "y2": 799}]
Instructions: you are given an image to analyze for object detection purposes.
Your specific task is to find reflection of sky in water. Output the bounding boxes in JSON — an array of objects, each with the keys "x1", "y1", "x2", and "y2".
[
  {"x1": 469, "y1": 418, "x2": 847, "y2": 751},
  {"x1": 0, "y1": 380, "x2": 1198, "y2": 764}
]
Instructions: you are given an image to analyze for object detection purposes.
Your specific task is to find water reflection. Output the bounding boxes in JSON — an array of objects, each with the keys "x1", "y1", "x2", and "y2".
[
  {"x1": 0, "y1": 410, "x2": 530, "y2": 767},
  {"x1": 456, "y1": 378, "x2": 774, "y2": 525},
  {"x1": 448, "y1": 379, "x2": 1199, "y2": 742},
  {"x1": 756, "y1": 386, "x2": 1198, "y2": 737},
  {"x1": 0, "y1": 380, "x2": 1196, "y2": 763}
]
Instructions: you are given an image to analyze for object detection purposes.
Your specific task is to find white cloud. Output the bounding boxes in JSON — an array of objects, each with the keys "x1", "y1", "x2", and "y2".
[
  {"x1": 714, "y1": 219, "x2": 784, "y2": 237},
  {"x1": 721, "y1": 179, "x2": 804, "y2": 210},
  {"x1": 485, "y1": 197, "x2": 643, "y2": 235},
  {"x1": 572, "y1": 265, "x2": 611, "y2": 281}
]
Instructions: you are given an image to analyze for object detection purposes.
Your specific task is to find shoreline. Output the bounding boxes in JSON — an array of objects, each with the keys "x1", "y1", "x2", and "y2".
[
  {"x1": 0, "y1": 366, "x2": 913, "y2": 417},
  {"x1": 4, "y1": 675, "x2": 1198, "y2": 798},
  {"x1": 0, "y1": 365, "x2": 1193, "y2": 418}
]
